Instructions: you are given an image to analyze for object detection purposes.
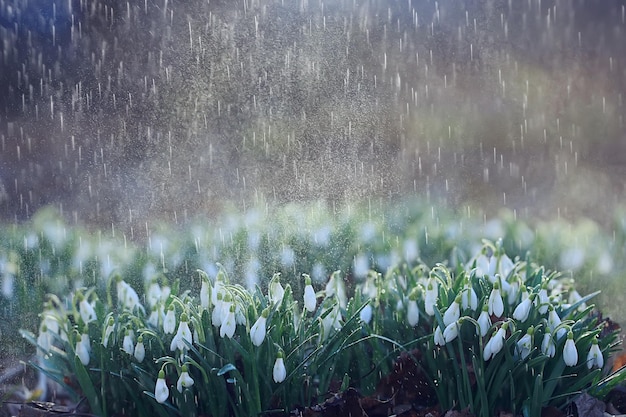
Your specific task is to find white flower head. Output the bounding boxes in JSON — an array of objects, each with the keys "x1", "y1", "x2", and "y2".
[
  {"x1": 434, "y1": 326, "x2": 445, "y2": 346},
  {"x1": 477, "y1": 304, "x2": 492, "y2": 337},
  {"x1": 516, "y1": 326, "x2": 534, "y2": 360},
  {"x1": 122, "y1": 330, "x2": 134, "y2": 355},
  {"x1": 541, "y1": 332, "x2": 556, "y2": 357},
  {"x1": 483, "y1": 322, "x2": 508, "y2": 361},
  {"x1": 303, "y1": 275, "x2": 317, "y2": 313},
  {"x1": 146, "y1": 281, "x2": 162, "y2": 308},
  {"x1": 325, "y1": 271, "x2": 348, "y2": 308},
  {"x1": 163, "y1": 305, "x2": 176, "y2": 334},
  {"x1": 547, "y1": 306, "x2": 567, "y2": 340},
  {"x1": 177, "y1": 365, "x2": 195, "y2": 393},
  {"x1": 220, "y1": 303, "x2": 236, "y2": 339},
  {"x1": 443, "y1": 320, "x2": 459, "y2": 344},
  {"x1": 102, "y1": 317, "x2": 115, "y2": 348},
  {"x1": 171, "y1": 314, "x2": 193, "y2": 351},
  {"x1": 488, "y1": 281, "x2": 504, "y2": 317},
  {"x1": 200, "y1": 279, "x2": 211, "y2": 310},
  {"x1": 586, "y1": 338, "x2": 603, "y2": 369},
  {"x1": 512, "y1": 294, "x2": 534, "y2": 322},
  {"x1": 536, "y1": 287, "x2": 550, "y2": 314},
  {"x1": 269, "y1": 274, "x2": 285, "y2": 306},
  {"x1": 443, "y1": 294, "x2": 461, "y2": 326},
  {"x1": 155, "y1": 370, "x2": 169, "y2": 403},
  {"x1": 360, "y1": 303, "x2": 373, "y2": 324},
  {"x1": 273, "y1": 351, "x2": 287, "y2": 383},
  {"x1": 250, "y1": 309, "x2": 268, "y2": 347},
  {"x1": 134, "y1": 336, "x2": 145, "y2": 362},
  {"x1": 76, "y1": 332, "x2": 91, "y2": 366},
  {"x1": 424, "y1": 277, "x2": 438, "y2": 316},
  {"x1": 563, "y1": 331, "x2": 578, "y2": 367},
  {"x1": 79, "y1": 296, "x2": 97, "y2": 324},
  {"x1": 461, "y1": 284, "x2": 478, "y2": 311}
]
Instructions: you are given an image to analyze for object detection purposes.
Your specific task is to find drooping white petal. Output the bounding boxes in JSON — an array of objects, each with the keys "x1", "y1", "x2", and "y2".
[
  {"x1": 304, "y1": 285, "x2": 317, "y2": 312},
  {"x1": 488, "y1": 286, "x2": 504, "y2": 317},
  {"x1": 176, "y1": 368, "x2": 195, "y2": 393},
  {"x1": 123, "y1": 332, "x2": 134, "y2": 355},
  {"x1": 220, "y1": 305, "x2": 236, "y2": 339},
  {"x1": 563, "y1": 333, "x2": 578, "y2": 366},
  {"x1": 586, "y1": 341, "x2": 603, "y2": 369},
  {"x1": 477, "y1": 308, "x2": 491, "y2": 337},
  {"x1": 512, "y1": 297, "x2": 532, "y2": 322},
  {"x1": 359, "y1": 303, "x2": 373, "y2": 324},
  {"x1": 443, "y1": 300, "x2": 460, "y2": 326},
  {"x1": 163, "y1": 308, "x2": 176, "y2": 334},
  {"x1": 541, "y1": 333, "x2": 556, "y2": 357},
  {"x1": 443, "y1": 321, "x2": 459, "y2": 343},
  {"x1": 273, "y1": 355, "x2": 287, "y2": 383},
  {"x1": 250, "y1": 316, "x2": 267, "y2": 347},
  {"x1": 155, "y1": 371, "x2": 169, "y2": 403},
  {"x1": 134, "y1": 340, "x2": 145, "y2": 362},
  {"x1": 407, "y1": 299, "x2": 420, "y2": 327}
]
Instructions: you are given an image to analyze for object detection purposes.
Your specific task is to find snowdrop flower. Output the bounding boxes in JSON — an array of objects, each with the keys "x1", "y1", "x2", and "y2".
[
  {"x1": 102, "y1": 317, "x2": 115, "y2": 348},
  {"x1": 147, "y1": 306, "x2": 160, "y2": 328},
  {"x1": 117, "y1": 279, "x2": 142, "y2": 312},
  {"x1": 134, "y1": 336, "x2": 145, "y2": 362},
  {"x1": 146, "y1": 280, "x2": 162, "y2": 308},
  {"x1": 507, "y1": 279, "x2": 520, "y2": 305},
  {"x1": 488, "y1": 281, "x2": 504, "y2": 317},
  {"x1": 273, "y1": 351, "x2": 287, "y2": 383},
  {"x1": 569, "y1": 289, "x2": 587, "y2": 312},
  {"x1": 269, "y1": 274, "x2": 285, "y2": 306},
  {"x1": 212, "y1": 292, "x2": 224, "y2": 327},
  {"x1": 541, "y1": 333, "x2": 556, "y2": 357},
  {"x1": 512, "y1": 293, "x2": 535, "y2": 322},
  {"x1": 250, "y1": 308, "x2": 268, "y2": 347},
  {"x1": 586, "y1": 338, "x2": 603, "y2": 369},
  {"x1": 325, "y1": 271, "x2": 347, "y2": 308},
  {"x1": 155, "y1": 370, "x2": 169, "y2": 403},
  {"x1": 407, "y1": 288, "x2": 420, "y2": 327},
  {"x1": 516, "y1": 326, "x2": 534, "y2": 360},
  {"x1": 171, "y1": 313, "x2": 193, "y2": 351},
  {"x1": 461, "y1": 283, "x2": 478, "y2": 311},
  {"x1": 163, "y1": 305, "x2": 176, "y2": 334},
  {"x1": 483, "y1": 322, "x2": 508, "y2": 361},
  {"x1": 563, "y1": 331, "x2": 578, "y2": 366},
  {"x1": 547, "y1": 306, "x2": 567, "y2": 340},
  {"x1": 474, "y1": 253, "x2": 496, "y2": 280},
  {"x1": 177, "y1": 365, "x2": 195, "y2": 393},
  {"x1": 303, "y1": 275, "x2": 317, "y2": 313},
  {"x1": 443, "y1": 320, "x2": 459, "y2": 343},
  {"x1": 75, "y1": 332, "x2": 91, "y2": 366},
  {"x1": 424, "y1": 278, "x2": 438, "y2": 316},
  {"x1": 122, "y1": 330, "x2": 134, "y2": 355},
  {"x1": 443, "y1": 294, "x2": 461, "y2": 326},
  {"x1": 78, "y1": 296, "x2": 97, "y2": 324},
  {"x1": 200, "y1": 279, "x2": 211, "y2": 310},
  {"x1": 477, "y1": 304, "x2": 492, "y2": 337},
  {"x1": 498, "y1": 253, "x2": 514, "y2": 279},
  {"x1": 536, "y1": 287, "x2": 550, "y2": 314},
  {"x1": 220, "y1": 304, "x2": 236, "y2": 339},
  {"x1": 434, "y1": 326, "x2": 445, "y2": 346},
  {"x1": 360, "y1": 303, "x2": 373, "y2": 324},
  {"x1": 321, "y1": 301, "x2": 342, "y2": 339}
]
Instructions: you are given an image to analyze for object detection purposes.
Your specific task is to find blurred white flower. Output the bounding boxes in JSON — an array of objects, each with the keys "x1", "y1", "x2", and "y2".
[
  {"x1": 568, "y1": 290, "x2": 587, "y2": 312},
  {"x1": 250, "y1": 310, "x2": 268, "y2": 347},
  {"x1": 541, "y1": 333, "x2": 556, "y2": 357},
  {"x1": 75, "y1": 333, "x2": 91, "y2": 366},
  {"x1": 155, "y1": 370, "x2": 169, "y2": 403},
  {"x1": 536, "y1": 288, "x2": 550, "y2": 314},
  {"x1": 122, "y1": 330, "x2": 134, "y2": 355},
  {"x1": 325, "y1": 271, "x2": 347, "y2": 308},
  {"x1": 200, "y1": 280, "x2": 211, "y2": 310},
  {"x1": 273, "y1": 352, "x2": 287, "y2": 383},
  {"x1": 516, "y1": 327, "x2": 533, "y2": 360},
  {"x1": 407, "y1": 299, "x2": 420, "y2": 327},
  {"x1": 269, "y1": 275, "x2": 285, "y2": 306},
  {"x1": 303, "y1": 279, "x2": 317, "y2": 313},
  {"x1": 547, "y1": 306, "x2": 567, "y2": 340},
  {"x1": 117, "y1": 280, "x2": 143, "y2": 312},
  {"x1": 163, "y1": 307, "x2": 176, "y2": 334},
  {"x1": 146, "y1": 281, "x2": 162, "y2": 308},
  {"x1": 134, "y1": 337, "x2": 145, "y2": 362},
  {"x1": 586, "y1": 339, "x2": 603, "y2": 369},
  {"x1": 171, "y1": 315, "x2": 192, "y2": 352},
  {"x1": 443, "y1": 321, "x2": 459, "y2": 343},
  {"x1": 176, "y1": 365, "x2": 195, "y2": 393},
  {"x1": 443, "y1": 295, "x2": 461, "y2": 326},
  {"x1": 220, "y1": 304, "x2": 236, "y2": 339},
  {"x1": 488, "y1": 282, "x2": 504, "y2": 317},
  {"x1": 563, "y1": 331, "x2": 578, "y2": 366},
  {"x1": 461, "y1": 285, "x2": 478, "y2": 311},
  {"x1": 424, "y1": 278, "x2": 438, "y2": 316},
  {"x1": 360, "y1": 303, "x2": 373, "y2": 324},
  {"x1": 321, "y1": 302, "x2": 342, "y2": 339},
  {"x1": 79, "y1": 298, "x2": 97, "y2": 324},
  {"x1": 434, "y1": 326, "x2": 445, "y2": 346},
  {"x1": 102, "y1": 318, "x2": 115, "y2": 348},
  {"x1": 477, "y1": 305, "x2": 491, "y2": 337}
]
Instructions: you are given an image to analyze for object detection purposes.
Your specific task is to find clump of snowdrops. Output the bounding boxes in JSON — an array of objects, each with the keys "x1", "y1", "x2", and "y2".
[{"x1": 23, "y1": 240, "x2": 625, "y2": 417}]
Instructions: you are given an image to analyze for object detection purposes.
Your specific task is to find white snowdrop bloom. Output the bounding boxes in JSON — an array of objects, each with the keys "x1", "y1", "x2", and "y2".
[
  {"x1": 325, "y1": 271, "x2": 347, "y2": 308},
  {"x1": 498, "y1": 254, "x2": 514, "y2": 279},
  {"x1": 321, "y1": 302, "x2": 342, "y2": 339},
  {"x1": 483, "y1": 323, "x2": 508, "y2": 361},
  {"x1": 76, "y1": 333, "x2": 91, "y2": 366},
  {"x1": 512, "y1": 294, "x2": 534, "y2": 322},
  {"x1": 360, "y1": 303, "x2": 373, "y2": 324},
  {"x1": 163, "y1": 306, "x2": 177, "y2": 334},
  {"x1": 424, "y1": 278, "x2": 438, "y2": 316},
  {"x1": 563, "y1": 331, "x2": 578, "y2": 367},
  {"x1": 122, "y1": 330, "x2": 134, "y2": 355},
  {"x1": 220, "y1": 304, "x2": 236, "y2": 339},
  {"x1": 102, "y1": 317, "x2": 115, "y2": 348},
  {"x1": 303, "y1": 275, "x2": 317, "y2": 313},
  {"x1": 177, "y1": 365, "x2": 195, "y2": 393},
  {"x1": 477, "y1": 305, "x2": 491, "y2": 337},
  {"x1": 516, "y1": 327, "x2": 534, "y2": 360},
  {"x1": 488, "y1": 282, "x2": 504, "y2": 317},
  {"x1": 443, "y1": 321, "x2": 459, "y2": 344},
  {"x1": 568, "y1": 290, "x2": 587, "y2": 312},
  {"x1": 541, "y1": 333, "x2": 556, "y2": 357},
  {"x1": 155, "y1": 370, "x2": 169, "y2": 403},
  {"x1": 79, "y1": 298, "x2": 97, "y2": 324},
  {"x1": 211, "y1": 277, "x2": 225, "y2": 306},
  {"x1": 473, "y1": 254, "x2": 491, "y2": 278},
  {"x1": 547, "y1": 306, "x2": 567, "y2": 340},
  {"x1": 146, "y1": 281, "x2": 162, "y2": 308},
  {"x1": 536, "y1": 288, "x2": 550, "y2": 314},
  {"x1": 434, "y1": 326, "x2": 445, "y2": 346},
  {"x1": 134, "y1": 337, "x2": 145, "y2": 362},
  {"x1": 200, "y1": 280, "x2": 211, "y2": 310},
  {"x1": 212, "y1": 293, "x2": 224, "y2": 327},
  {"x1": 171, "y1": 315, "x2": 193, "y2": 352},
  {"x1": 273, "y1": 352, "x2": 287, "y2": 383},
  {"x1": 443, "y1": 295, "x2": 461, "y2": 326},
  {"x1": 117, "y1": 280, "x2": 143, "y2": 312},
  {"x1": 461, "y1": 285, "x2": 478, "y2": 311},
  {"x1": 586, "y1": 339, "x2": 603, "y2": 369},
  {"x1": 269, "y1": 275, "x2": 285, "y2": 306},
  {"x1": 250, "y1": 310, "x2": 268, "y2": 347},
  {"x1": 147, "y1": 307, "x2": 160, "y2": 328},
  {"x1": 407, "y1": 299, "x2": 420, "y2": 327},
  {"x1": 507, "y1": 279, "x2": 520, "y2": 305}
]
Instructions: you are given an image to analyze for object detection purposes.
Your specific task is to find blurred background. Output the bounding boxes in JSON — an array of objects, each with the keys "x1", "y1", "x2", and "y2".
[{"x1": 0, "y1": 0, "x2": 625, "y2": 374}]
